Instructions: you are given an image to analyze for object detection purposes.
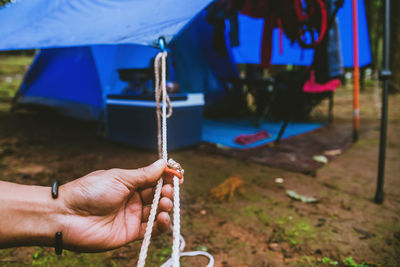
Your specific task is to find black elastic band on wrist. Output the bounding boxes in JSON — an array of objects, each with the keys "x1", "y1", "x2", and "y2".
[
  {"x1": 51, "y1": 180, "x2": 59, "y2": 199},
  {"x1": 55, "y1": 232, "x2": 63, "y2": 255},
  {"x1": 51, "y1": 181, "x2": 63, "y2": 255}
]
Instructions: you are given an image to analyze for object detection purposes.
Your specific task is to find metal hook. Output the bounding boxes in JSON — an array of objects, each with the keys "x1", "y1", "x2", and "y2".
[{"x1": 158, "y1": 37, "x2": 166, "y2": 51}]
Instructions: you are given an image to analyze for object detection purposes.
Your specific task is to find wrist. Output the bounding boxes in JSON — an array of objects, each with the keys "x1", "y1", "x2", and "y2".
[{"x1": 0, "y1": 181, "x2": 68, "y2": 248}]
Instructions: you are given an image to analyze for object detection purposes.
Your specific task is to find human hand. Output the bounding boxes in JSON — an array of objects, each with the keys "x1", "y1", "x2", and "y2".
[{"x1": 59, "y1": 159, "x2": 175, "y2": 252}]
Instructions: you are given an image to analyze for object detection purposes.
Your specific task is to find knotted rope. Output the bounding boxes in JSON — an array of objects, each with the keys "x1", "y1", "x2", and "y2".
[
  {"x1": 137, "y1": 51, "x2": 181, "y2": 267},
  {"x1": 137, "y1": 51, "x2": 214, "y2": 267}
]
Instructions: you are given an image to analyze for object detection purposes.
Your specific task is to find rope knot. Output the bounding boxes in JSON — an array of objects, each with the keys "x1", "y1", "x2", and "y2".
[{"x1": 167, "y1": 158, "x2": 184, "y2": 178}]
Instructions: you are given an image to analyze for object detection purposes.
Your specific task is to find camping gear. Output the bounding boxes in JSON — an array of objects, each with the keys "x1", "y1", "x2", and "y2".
[
  {"x1": 9, "y1": 9, "x2": 238, "y2": 124},
  {"x1": 106, "y1": 93, "x2": 204, "y2": 150},
  {"x1": 249, "y1": 0, "x2": 344, "y2": 143},
  {"x1": 231, "y1": 0, "x2": 371, "y2": 67},
  {"x1": 302, "y1": 71, "x2": 341, "y2": 93},
  {"x1": 208, "y1": 0, "x2": 329, "y2": 68},
  {"x1": 240, "y1": 0, "x2": 328, "y2": 67},
  {"x1": 234, "y1": 130, "x2": 270, "y2": 145}
]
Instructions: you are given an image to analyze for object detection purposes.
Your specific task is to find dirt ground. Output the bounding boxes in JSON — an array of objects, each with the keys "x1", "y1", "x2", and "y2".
[{"x1": 0, "y1": 55, "x2": 399, "y2": 266}]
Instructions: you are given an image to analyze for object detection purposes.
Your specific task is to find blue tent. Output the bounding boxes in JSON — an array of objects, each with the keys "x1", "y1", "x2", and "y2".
[
  {"x1": 0, "y1": 0, "x2": 238, "y2": 120},
  {"x1": 15, "y1": 12, "x2": 239, "y2": 120},
  {"x1": 0, "y1": 0, "x2": 371, "y2": 122}
]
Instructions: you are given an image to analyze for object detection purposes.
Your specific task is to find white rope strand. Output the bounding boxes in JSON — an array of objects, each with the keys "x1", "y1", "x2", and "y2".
[
  {"x1": 172, "y1": 175, "x2": 181, "y2": 267},
  {"x1": 137, "y1": 178, "x2": 164, "y2": 267},
  {"x1": 160, "y1": 234, "x2": 214, "y2": 267},
  {"x1": 161, "y1": 52, "x2": 168, "y2": 162},
  {"x1": 137, "y1": 52, "x2": 165, "y2": 267},
  {"x1": 137, "y1": 50, "x2": 213, "y2": 267}
]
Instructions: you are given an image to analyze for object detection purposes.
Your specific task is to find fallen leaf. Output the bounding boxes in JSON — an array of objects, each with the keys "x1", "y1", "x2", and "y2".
[
  {"x1": 286, "y1": 190, "x2": 318, "y2": 203},
  {"x1": 312, "y1": 155, "x2": 328, "y2": 164}
]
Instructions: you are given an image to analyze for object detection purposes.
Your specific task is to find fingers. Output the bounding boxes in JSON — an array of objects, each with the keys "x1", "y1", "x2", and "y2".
[
  {"x1": 141, "y1": 197, "x2": 173, "y2": 221},
  {"x1": 138, "y1": 212, "x2": 170, "y2": 239},
  {"x1": 140, "y1": 184, "x2": 174, "y2": 205},
  {"x1": 156, "y1": 212, "x2": 170, "y2": 233},
  {"x1": 163, "y1": 174, "x2": 184, "y2": 185},
  {"x1": 112, "y1": 159, "x2": 166, "y2": 189}
]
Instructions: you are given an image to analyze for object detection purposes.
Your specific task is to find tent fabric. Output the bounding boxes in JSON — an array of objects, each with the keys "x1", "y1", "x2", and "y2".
[
  {"x1": 232, "y1": 0, "x2": 372, "y2": 67},
  {"x1": 0, "y1": 0, "x2": 213, "y2": 50},
  {"x1": 171, "y1": 10, "x2": 238, "y2": 93},
  {"x1": 17, "y1": 47, "x2": 104, "y2": 120},
  {"x1": 15, "y1": 12, "x2": 237, "y2": 121}
]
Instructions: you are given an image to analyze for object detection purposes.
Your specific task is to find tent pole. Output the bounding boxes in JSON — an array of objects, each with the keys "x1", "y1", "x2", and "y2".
[
  {"x1": 352, "y1": 0, "x2": 360, "y2": 142},
  {"x1": 375, "y1": 0, "x2": 391, "y2": 204}
]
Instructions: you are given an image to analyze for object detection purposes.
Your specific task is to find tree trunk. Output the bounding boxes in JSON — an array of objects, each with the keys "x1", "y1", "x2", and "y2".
[
  {"x1": 390, "y1": 0, "x2": 400, "y2": 93},
  {"x1": 365, "y1": 0, "x2": 383, "y2": 71}
]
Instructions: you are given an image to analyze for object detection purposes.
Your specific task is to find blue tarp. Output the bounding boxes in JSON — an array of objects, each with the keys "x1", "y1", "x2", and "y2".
[
  {"x1": 202, "y1": 119, "x2": 323, "y2": 149},
  {"x1": 0, "y1": 0, "x2": 213, "y2": 50},
  {"x1": 1, "y1": 0, "x2": 371, "y2": 68}
]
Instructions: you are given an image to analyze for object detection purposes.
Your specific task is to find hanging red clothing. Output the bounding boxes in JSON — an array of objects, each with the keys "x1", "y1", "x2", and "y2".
[{"x1": 239, "y1": 0, "x2": 327, "y2": 68}]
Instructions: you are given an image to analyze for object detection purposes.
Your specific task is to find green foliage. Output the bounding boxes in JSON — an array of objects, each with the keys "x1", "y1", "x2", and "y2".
[
  {"x1": 30, "y1": 248, "x2": 111, "y2": 267},
  {"x1": 148, "y1": 246, "x2": 172, "y2": 265},
  {"x1": 343, "y1": 257, "x2": 372, "y2": 267},
  {"x1": 320, "y1": 256, "x2": 338, "y2": 266},
  {"x1": 0, "y1": 55, "x2": 33, "y2": 102},
  {"x1": 0, "y1": 0, "x2": 11, "y2": 7}
]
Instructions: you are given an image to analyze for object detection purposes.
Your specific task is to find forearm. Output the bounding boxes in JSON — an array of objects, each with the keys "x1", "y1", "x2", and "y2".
[{"x1": 0, "y1": 181, "x2": 66, "y2": 249}]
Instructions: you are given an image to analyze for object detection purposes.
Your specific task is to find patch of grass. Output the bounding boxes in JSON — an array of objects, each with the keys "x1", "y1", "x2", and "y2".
[
  {"x1": 30, "y1": 247, "x2": 111, "y2": 267},
  {"x1": 342, "y1": 257, "x2": 374, "y2": 267},
  {"x1": 0, "y1": 77, "x2": 21, "y2": 99},
  {"x1": 289, "y1": 255, "x2": 377, "y2": 267},
  {"x1": 0, "y1": 55, "x2": 33, "y2": 102},
  {"x1": 275, "y1": 215, "x2": 316, "y2": 246},
  {"x1": 147, "y1": 234, "x2": 173, "y2": 265},
  {"x1": 241, "y1": 205, "x2": 271, "y2": 226},
  {"x1": 0, "y1": 55, "x2": 33, "y2": 67},
  {"x1": 148, "y1": 246, "x2": 172, "y2": 265},
  {"x1": 235, "y1": 202, "x2": 321, "y2": 247},
  {"x1": 319, "y1": 256, "x2": 339, "y2": 265}
]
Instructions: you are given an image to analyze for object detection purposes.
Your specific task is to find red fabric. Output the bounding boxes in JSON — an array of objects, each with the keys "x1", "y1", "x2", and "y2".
[
  {"x1": 239, "y1": 0, "x2": 328, "y2": 67},
  {"x1": 303, "y1": 71, "x2": 341, "y2": 93},
  {"x1": 295, "y1": 0, "x2": 327, "y2": 48},
  {"x1": 241, "y1": 0, "x2": 275, "y2": 68},
  {"x1": 234, "y1": 130, "x2": 271, "y2": 145},
  {"x1": 278, "y1": 19, "x2": 283, "y2": 55}
]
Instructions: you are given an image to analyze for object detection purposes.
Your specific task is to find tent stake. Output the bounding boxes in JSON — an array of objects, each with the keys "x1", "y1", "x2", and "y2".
[{"x1": 375, "y1": 0, "x2": 391, "y2": 204}]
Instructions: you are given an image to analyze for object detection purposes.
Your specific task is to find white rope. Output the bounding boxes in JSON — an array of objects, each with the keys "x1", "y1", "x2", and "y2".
[
  {"x1": 137, "y1": 51, "x2": 182, "y2": 267},
  {"x1": 137, "y1": 52, "x2": 166, "y2": 267},
  {"x1": 137, "y1": 50, "x2": 214, "y2": 267},
  {"x1": 160, "y1": 234, "x2": 215, "y2": 267}
]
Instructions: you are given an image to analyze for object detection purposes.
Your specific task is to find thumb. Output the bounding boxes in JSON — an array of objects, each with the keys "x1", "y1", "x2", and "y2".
[{"x1": 115, "y1": 159, "x2": 166, "y2": 189}]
